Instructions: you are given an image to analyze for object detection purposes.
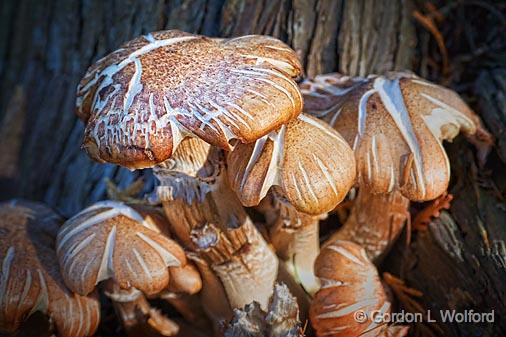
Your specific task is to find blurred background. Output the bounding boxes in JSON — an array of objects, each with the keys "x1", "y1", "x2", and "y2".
[{"x1": 0, "y1": 0, "x2": 505, "y2": 336}]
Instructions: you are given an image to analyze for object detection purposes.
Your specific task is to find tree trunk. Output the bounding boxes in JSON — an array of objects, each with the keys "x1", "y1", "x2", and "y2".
[{"x1": 0, "y1": 1, "x2": 504, "y2": 337}]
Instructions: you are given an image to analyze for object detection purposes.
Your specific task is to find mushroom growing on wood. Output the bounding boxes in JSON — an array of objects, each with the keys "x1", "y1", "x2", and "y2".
[
  {"x1": 310, "y1": 240, "x2": 409, "y2": 337},
  {"x1": 56, "y1": 200, "x2": 193, "y2": 336},
  {"x1": 75, "y1": 29, "x2": 304, "y2": 318},
  {"x1": 301, "y1": 72, "x2": 491, "y2": 260},
  {"x1": 227, "y1": 113, "x2": 356, "y2": 294},
  {"x1": 0, "y1": 200, "x2": 100, "y2": 337}
]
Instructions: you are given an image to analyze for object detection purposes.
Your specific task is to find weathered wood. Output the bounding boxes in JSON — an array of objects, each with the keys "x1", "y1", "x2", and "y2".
[
  {"x1": 386, "y1": 138, "x2": 506, "y2": 337},
  {"x1": 338, "y1": 0, "x2": 415, "y2": 76},
  {"x1": 475, "y1": 69, "x2": 506, "y2": 163}
]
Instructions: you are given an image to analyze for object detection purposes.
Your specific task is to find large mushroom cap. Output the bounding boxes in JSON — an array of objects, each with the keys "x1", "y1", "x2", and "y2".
[
  {"x1": 227, "y1": 113, "x2": 356, "y2": 215},
  {"x1": 301, "y1": 72, "x2": 480, "y2": 201},
  {"x1": 77, "y1": 30, "x2": 303, "y2": 169},
  {"x1": 56, "y1": 201, "x2": 186, "y2": 296},
  {"x1": 0, "y1": 200, "x2": 100, "y2": 337}
]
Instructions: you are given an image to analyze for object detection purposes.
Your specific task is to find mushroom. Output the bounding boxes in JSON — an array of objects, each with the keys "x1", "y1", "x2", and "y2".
[
  {"x1": 186, "y1": 253, "x2": 234, "y2": 328},
  {"x1": 75, "y1": 29, "x2": 305, "y2": 318},
  {"x1": 104, "y1": 282, "x2": 180, "y2": 337},
  {"x1": 0, "y1": 200, "x2": 100, "y2": 337},
  {"x1": 77, "y1": 30, "x2": 302, "y2": 169},
  {"x1": 226, "y1": 113, "x2": 356, "y2": 294},
  {"x1": 310, "y1": 240, "x2": 409, "y2": 337},
  {"x1": 55, "y1": 200, "x2": 195, "y2": 336},
  {"x1": 301, "y1": 71, "x2": 491, "y2": 260}
]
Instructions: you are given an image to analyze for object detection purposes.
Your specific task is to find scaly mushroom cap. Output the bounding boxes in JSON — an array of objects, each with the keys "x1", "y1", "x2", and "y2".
[
  {"x1": 56, "y1": 201, "x2": 186, "y2": 296},
  {"x1": 301, "y1": 72, "x2": 479, "y2": 201},
  {"x1": 227, "y1": 113, "x2": 356, "y2": 215},
  {"x1": 77, "y1": 30, "x2": 303, "y2": 169},
  {"x1": 310, "y1": 240, "x2": 392, "y2": 337},
  {"x1": 0, "y1": 200, "x2": 100, "y2": 337}
]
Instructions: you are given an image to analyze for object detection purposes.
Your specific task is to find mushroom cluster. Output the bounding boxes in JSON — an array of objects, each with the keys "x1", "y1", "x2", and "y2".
[
  {"x1": 0, "y1": 30, "x2": 491, "y2": 337},
  {"x1": 0, "y1": 200, "x2": 99, "y2": 337}
]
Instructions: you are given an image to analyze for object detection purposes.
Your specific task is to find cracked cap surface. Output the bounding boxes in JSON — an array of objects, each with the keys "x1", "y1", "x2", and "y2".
[{"x1": 77, "y1": 30, "x2": 303, "y2": 169}]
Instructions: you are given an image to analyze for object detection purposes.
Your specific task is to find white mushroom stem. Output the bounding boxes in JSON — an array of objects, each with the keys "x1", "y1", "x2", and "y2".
[
  {"x1": 104, "y1": 281, "x2": 179, "y2": 337},
  {"x1": 189, "y1": 254, "x2": 233, "y2": 330},
  {"x1": 191, "y1": 221, "x2": 278, "y2": 311},
  {"x1": 326, "y1": 188, "x2": 410, "y2": 262},
  {"x1": 154, "y1": 138, "x2": 279, "y2": 312},
  {"x1": 258, "y1": 192, "x2": 322, "y2": 296}
]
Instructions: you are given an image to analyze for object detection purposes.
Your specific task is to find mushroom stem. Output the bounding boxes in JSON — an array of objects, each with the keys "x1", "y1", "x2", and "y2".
[
  {"x1": 158, "y1": 292, "x2": 212, "y2": 332},
  {"x1": 155, "y1": 140, "x2": 249, "y2": 246},
  {"x1": 155, "y1": 139, "x2": 279, "y2": 312},
  {"x1": 259, "y1": 192, "x2": 322, "y2": 296},
  {"x1": 189, "y1": 254, "x2": 233, "y2": 329},
  {"x1": 191, "y1": 221, "x2": 278, "y2": 310},
  {"x1": 326, "y1": 188, "x2": 410, "y2": 261},
  {"x1": 104, "y1": 282, "x2": 179, "y2": 337}
]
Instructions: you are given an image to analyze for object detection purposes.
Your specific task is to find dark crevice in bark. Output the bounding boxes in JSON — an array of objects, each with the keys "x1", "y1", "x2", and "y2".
[
  {"x1": 304, "y1": 0, "x2": 319, "y2": 74},
  {"x1": 0, "y1": 0, "x2": 21, "y2": 85},
  {"x1": 200, "y1": 0, "x2": 226, "y2": 36}
]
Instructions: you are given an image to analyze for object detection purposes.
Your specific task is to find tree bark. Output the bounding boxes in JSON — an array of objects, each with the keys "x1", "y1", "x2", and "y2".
[{"x1": 0, "y1": 1, "x2": 504, "y2": 337}]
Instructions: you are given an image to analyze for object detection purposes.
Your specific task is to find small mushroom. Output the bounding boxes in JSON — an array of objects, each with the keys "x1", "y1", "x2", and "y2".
[
  {"x1": 56, "y1": 200, "x2": 191, "y2": 336},
  {"x1": 301, "y1": 72, "x2": 490, "y2": 259},
  {"x1": 226, "y1": 113, "x2": 356, "y2": 293},
  {"x1": 76, "y1": 30, "x2": 304, "y2": 319},
  {"x1": 227, "y1": 113, "x2": 355, "y2": 214},
  {"x1": 310, "y1": 240, "x2": 409, "y2": 337},
  {"x1": 157, "y1": 262, "x2": 213, "y2": 333},
  {"x1": 0, "y1": 200, "x2": 100, "y2": 337}
]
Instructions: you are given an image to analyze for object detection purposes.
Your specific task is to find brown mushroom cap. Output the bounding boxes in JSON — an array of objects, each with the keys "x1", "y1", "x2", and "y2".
[
  {"x1": 0, "y1": 200, "x2": 100, "y2": 337},
  {"x1": 310, "y1": 240, "x2": 392, "y2": 337},
  {"x1": 167, "y1": 263, "x2": 203, "y2": 295},
  {"x1": 77, "y1": 30, "x2": 303, "y2": 169},
  {"x1": 301, "y1": 72, "x2": 479, "y2": 201},
  {"x1": 227, "y1": 113, "x2": 356, "y2": 215},
  {"x1": 56, "y1": 201, "x2": 186, "y2": 296}
]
